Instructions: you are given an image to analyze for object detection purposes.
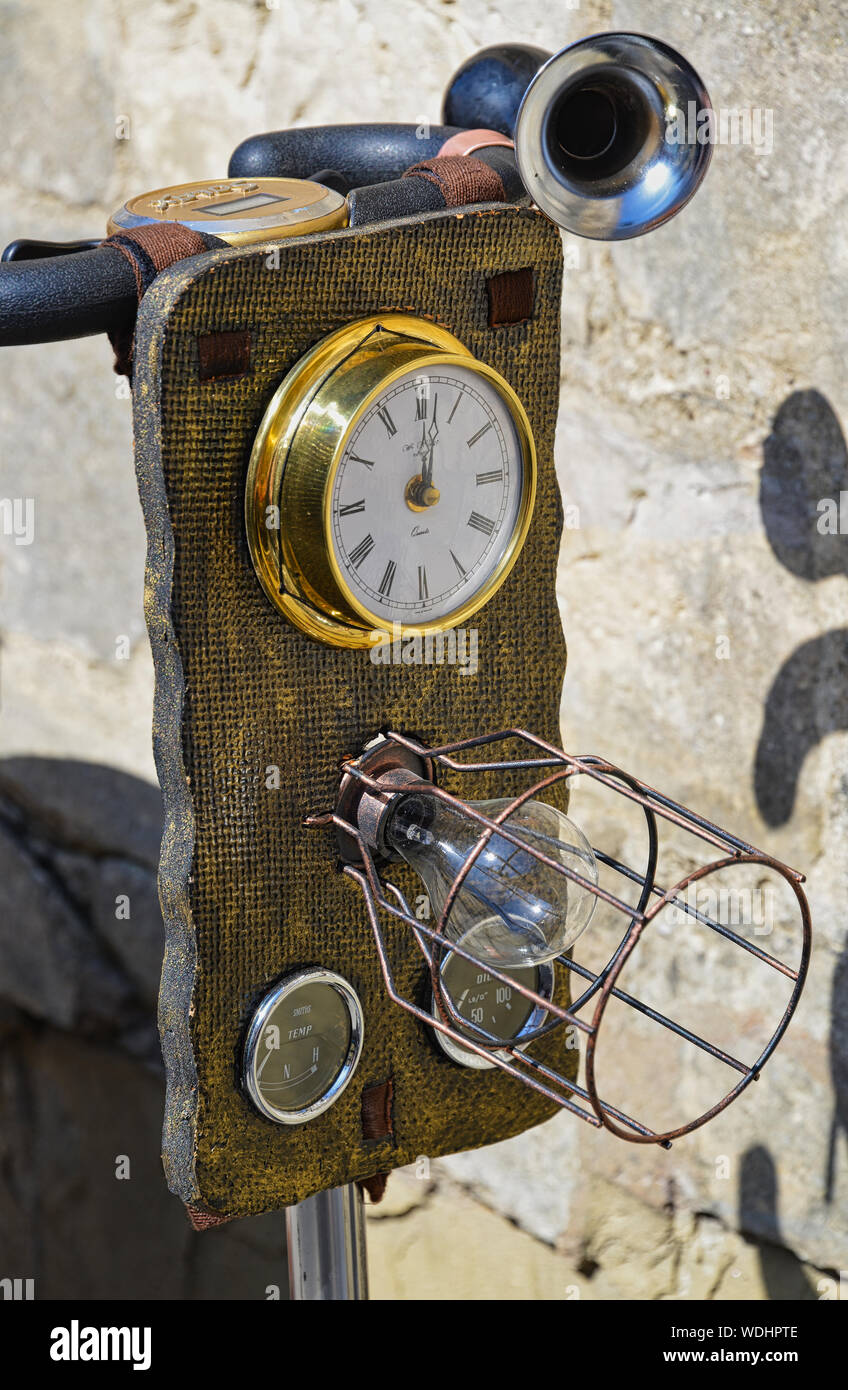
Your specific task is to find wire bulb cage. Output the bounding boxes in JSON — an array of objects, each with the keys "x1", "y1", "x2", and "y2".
[{"x1": 305, "y1": 728, "x2": 812, "y2": 1147}]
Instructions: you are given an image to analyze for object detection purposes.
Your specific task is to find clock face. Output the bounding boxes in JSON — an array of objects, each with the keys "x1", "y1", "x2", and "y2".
[
  {"x1": 246, "y1": 315, "x2": 537, "y2": 647},
  {"x1": 328, "y1": 363, "x2": 526, "y2": 626}
]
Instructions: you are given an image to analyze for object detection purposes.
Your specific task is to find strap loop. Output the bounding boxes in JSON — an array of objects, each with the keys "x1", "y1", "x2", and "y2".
[
  {"x1": 401, "y1": 154, "x2": 507, "y2": 209},
  {"x1": 100, "y1": 223, "x2": 224, "y2": 377}
]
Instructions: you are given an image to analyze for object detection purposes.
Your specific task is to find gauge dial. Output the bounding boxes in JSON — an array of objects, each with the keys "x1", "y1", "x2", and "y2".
[
  {"x1": 432, "y1": 954, "x2": 554, "y2": 1071},
  {"x1": 243, "y1": 969, "x2": 364, "y2": 1124},
  {"x1": 246, "y1": 315, "x2": 536, "y2": 648}
]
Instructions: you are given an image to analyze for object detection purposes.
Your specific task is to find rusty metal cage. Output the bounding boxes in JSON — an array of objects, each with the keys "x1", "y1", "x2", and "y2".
[{"x1": 306, "y1": 728, "x2": 812, "y2": 1147}]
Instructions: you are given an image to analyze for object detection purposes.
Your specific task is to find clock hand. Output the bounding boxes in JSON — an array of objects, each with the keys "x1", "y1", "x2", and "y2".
[
  {"x1": 422, "y1": 395, "x2": 439, "y2": 488},
  {"x1": 421, "y1": 441, "x2": 435, "y2": 489},
  {"x1": 406, "y1": 396, "x2": 440, "y2": 510}
]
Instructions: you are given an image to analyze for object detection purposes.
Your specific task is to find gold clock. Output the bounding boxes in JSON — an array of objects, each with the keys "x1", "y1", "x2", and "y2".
[{"x1": 245, "y1": 314, "x2": 537, "y2": 648}]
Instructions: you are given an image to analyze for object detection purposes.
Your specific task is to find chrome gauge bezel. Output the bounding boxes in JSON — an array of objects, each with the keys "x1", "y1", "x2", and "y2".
[{"x1": 243, "y1": 967, "x2": 365, "y2": 1124}]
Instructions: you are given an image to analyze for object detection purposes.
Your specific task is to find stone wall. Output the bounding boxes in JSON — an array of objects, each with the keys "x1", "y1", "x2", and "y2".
[{"x1": 0, "y1": 0, "x2": 845, "y2": 1299}]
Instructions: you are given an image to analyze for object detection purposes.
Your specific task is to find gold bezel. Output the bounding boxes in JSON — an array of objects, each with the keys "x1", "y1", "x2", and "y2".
[{"x1": 245, "y1": 314, "x2": 537, "y2": 649}]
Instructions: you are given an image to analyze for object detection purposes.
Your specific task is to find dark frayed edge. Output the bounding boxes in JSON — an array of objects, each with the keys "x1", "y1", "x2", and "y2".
[{"x1": 132, "y1": 275, "x2": 201, "y2": 1209}]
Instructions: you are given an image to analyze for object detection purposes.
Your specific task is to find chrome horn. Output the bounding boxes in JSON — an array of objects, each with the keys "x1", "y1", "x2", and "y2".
[
  {"x1": 514, "y1": 33, "x2": 712, "y2": 239},
  {"x1": 444, "y1": 33, "x2": 713, "y2": 240}
]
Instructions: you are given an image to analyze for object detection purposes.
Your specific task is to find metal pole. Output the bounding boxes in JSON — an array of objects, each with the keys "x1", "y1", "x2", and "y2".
[{"x1": 285, "y1": 1183, "x2": 369, "y2": 1300}]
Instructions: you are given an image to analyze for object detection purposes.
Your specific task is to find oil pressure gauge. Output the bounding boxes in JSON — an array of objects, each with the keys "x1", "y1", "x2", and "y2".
[
  {"x1": 431, "y1": 954, "x2": 554, "y2": 1070},
  {"x1": 243, "y1": 969, "x2": 364, "y2": 1124}
]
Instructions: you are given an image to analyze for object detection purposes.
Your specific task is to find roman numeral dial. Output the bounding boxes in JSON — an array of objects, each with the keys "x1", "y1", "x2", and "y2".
[
  {"x1": 329, "y1": 359, "x2": 532, "y2": 629},
  {"x1": 247, "y1": 313, "x2": 535, "y2": 648}
]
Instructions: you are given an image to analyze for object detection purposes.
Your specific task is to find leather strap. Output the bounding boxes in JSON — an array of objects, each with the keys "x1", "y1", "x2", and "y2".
[
  {"x1": 357, "y1": 1077, "x2": 394, "y2": 1206},
  {"x1": 100, "y1": 223, "x2": 225, "y2": 377},
  {"x1": 487, "y1": 267, "x2": 535, "y2": 326},
  {"x1": 361, "y1": 1078, "x2": 394, "y2": 1142},
  {"x1": 358, "y1": 1173, "x2": 390, "y2": 1203},
  {"x1": 402, "y1": 155, "x2": 507, "y2": 209}
]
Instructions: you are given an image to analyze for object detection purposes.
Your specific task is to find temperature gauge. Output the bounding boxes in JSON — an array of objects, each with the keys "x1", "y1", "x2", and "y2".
[
  {"x1": 243, "y1": 969, "x2": 364, "y2": 1124},
  {"x1": 431, "y1": 954, "x2": 554, "y2": 1070}
]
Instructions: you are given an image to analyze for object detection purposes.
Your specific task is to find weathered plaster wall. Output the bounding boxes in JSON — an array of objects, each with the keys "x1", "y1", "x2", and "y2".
[{"x1": 0, "y1": 0, "x2": 845, "y2": 1298}]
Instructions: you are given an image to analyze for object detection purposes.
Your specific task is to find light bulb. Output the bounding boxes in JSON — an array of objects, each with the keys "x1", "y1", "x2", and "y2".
[{"x1": 379, "y1": 782, "x2": 599, "y2": 968}]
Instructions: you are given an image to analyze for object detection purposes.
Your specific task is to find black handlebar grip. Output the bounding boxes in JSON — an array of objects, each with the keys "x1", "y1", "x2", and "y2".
[
  {"x1": 347, "y1": 146, "x2": 525, "y2": 227},
  {"x1": 228, "y1": 123, "x2": 461, "y2": 185},
  {"x1": 0, "y1": 245, "x2": 138, "y2": 346}
]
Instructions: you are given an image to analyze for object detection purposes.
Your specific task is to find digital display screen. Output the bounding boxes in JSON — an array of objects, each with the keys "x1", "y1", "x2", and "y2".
[{"x1": 202, "y1": 192, "x2": 287, "y2": 216}]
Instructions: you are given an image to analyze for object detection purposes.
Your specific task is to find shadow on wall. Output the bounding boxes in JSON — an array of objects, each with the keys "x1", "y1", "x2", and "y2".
[
  {"x1": 756, "y1": 388, "x2": 848, "y2": 1210},
  {"x1": 0, "y1": 756, "x2": 287, "y2": 1301},
  {"x1": 738, "y1": 1147, "x2": 818, "y2": 1300},
  {"x1": 756, "y1": 389, "x2": 848, "y2": 827}
]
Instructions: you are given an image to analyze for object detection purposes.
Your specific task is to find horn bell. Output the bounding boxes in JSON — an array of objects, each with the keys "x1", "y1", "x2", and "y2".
[{"x1": 514, "y1": 32, "x2": 713, "y2": 240}]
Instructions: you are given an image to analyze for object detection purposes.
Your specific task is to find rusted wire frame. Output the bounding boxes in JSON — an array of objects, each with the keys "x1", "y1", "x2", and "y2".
[
  {"x1": 584, "y1": 852, "x2": 813, "y2": 1144},
  {"x1": 387, "y1": 728, "x2": 806, "y2": 877},
  {"x1": 591, "y1": 845, "x2": 800, "y2": 980},
  {"x1": 392, "y1": 730, "x2": 812, "y2": 1140},
  {"x1": 322, "y1": 729, "x2": 811, "y2": 1144},
  {"x1": 331, "y1": 810, "x2": 715, "y2": 1146},
  {"x1": 383, "y1": 730, "x2": 806, "y2": 981},
  {"x1": 370, "y1": 870, "x2": 670, "y2": 1145}
]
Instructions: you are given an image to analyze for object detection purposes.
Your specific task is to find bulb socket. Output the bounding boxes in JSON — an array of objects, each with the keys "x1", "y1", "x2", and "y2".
[
  {"x1": 357, "y1": 769, "x2": 427, "y2": 856},
  {"x1": 333, "y1": 736, "x2": 435, "y2": 864}
]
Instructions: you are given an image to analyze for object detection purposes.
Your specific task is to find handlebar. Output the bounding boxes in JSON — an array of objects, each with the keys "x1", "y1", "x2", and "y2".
[
  {"x1": 0, "y1": 244, "x2": 137, "y2": 346},
  {"x1": 228, "y1": 123, "x2": 461, "y2": 184},
  {"x1": 0, "y1": 41, "x2": 550, "y2": 348}
]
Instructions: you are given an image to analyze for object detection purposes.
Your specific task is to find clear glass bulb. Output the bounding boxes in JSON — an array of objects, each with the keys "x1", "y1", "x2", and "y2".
[{"x1": 384, "y1": 788, "x2": 599, "y2": 967}]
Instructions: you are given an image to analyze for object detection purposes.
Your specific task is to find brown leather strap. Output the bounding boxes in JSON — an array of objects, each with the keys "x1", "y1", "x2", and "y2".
[
  {"x1": 487, "y1": 267, "x2": 535, "y2": 327},
  {"x1": 361, "y1": 1078, "x2": 394, "y2": 1142},
  {"x1": 101, "y1": 223, "x2": 225, "y2": 377},
  {"x1": 197, "y1": 329, "x2": 252, "y2": 381},
  {"x1": 402, "y1": 155, "x2": 507, "y2": 209},
  {"x1": 358, "y1": 1173, "x2": 390, "y2": 1204}
]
